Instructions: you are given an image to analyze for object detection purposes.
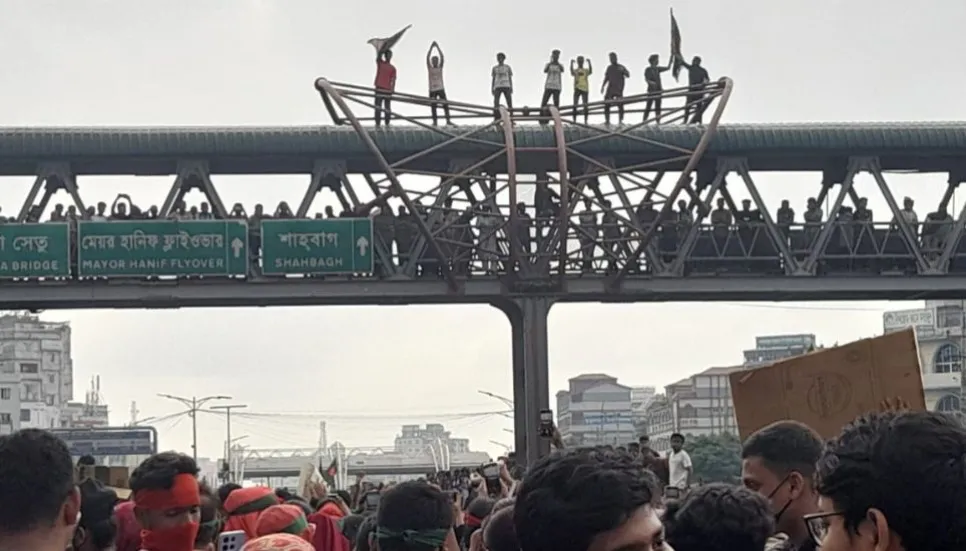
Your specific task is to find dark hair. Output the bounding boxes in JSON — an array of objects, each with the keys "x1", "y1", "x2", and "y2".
[
  {"x1": 78, "y1": 454, "x2": 97, "y2": 467},
  {"x1": 670, "y1": 433, "x2": 685, "y2": 441},
  {"x1": 514, "y1": 449, "x2": 660, "y2": 551},
  {"x1": 275, "y1": 488, "x2": 295, "y2": 501},
  {"x1": 377, "y1": 481, "x2": 453, "y2": 551},
  {"x1": 741, "y1": 420, "x2": 823, "y2": 478},
  {"x1": 285, "y1": 497, "x2": 314, "y2": 516},
  {"x1": 77, "y1": 478, "x2": 118, "y2": 551},
  {"x1": 195, "y1": 482, "x2": 221, "y2": 548},
  {"x1": 0, "y1": 429, "x2": 75, "y2": 534},
  {"x1": 340, "y1": 514, "x2": 366, "y2": 543},
  {"x1": 648, "y1": 54, "x2": 659, "y2": 63},
  {"x1": 355, "y1": 515, "x2": 378, "y2": 551},
  {"x1": 817, "y1": 411, "x2": 966, "y2": 549},
  {"x1": 336, "y1": 490, "x2": 352, "y2": 505},
  {"x1": 483, "y1": 506, "x2": 517, "y2": 551},
  {"x1": 466, "y1": 496, "x2": 496, "y2": 521},
  {"x1": 663, "y1": 483, "x2": 774, "y2": 551},
  {"x1": 217, "y1": 483, "x2": 241, "y2": 508},
  {"x1": 129, "y1": 451, "x2": 199, "y2": 493}
]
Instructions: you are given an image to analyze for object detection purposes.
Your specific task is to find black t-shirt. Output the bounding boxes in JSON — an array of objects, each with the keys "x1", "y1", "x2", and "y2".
[
  {"x1": 688, "y1": 65, "x2": 709, "y2": 87},
  {"x1": 604, "y1": 63, "x2": 628, "y2": 96},
  {"x1": 644, "y1": 66, "x2": 663, "y2": 91}
]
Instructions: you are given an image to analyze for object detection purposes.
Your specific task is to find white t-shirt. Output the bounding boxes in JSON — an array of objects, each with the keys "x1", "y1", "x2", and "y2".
[
  {"x1": 428, "y1": 66, "x2": 444, "y2": 92},
  {"x1": 544, "y1": 62, "x2": 563, "y2": 91},
  {"x1": 666, "y1": 449, "x2": 692, "y2": 489},
  {"x1": 492, "y1": 64, "x2": 513, "y2": 91}
]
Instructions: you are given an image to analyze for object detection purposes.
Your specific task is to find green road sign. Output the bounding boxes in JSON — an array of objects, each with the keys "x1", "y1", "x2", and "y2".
[
  {"x1": 261, "y1": 218, "x2": 374, "y2": 275},
  {"x1": 0, "y1": 223, "x2": 70, "y2": 279},
  {"x1": 77, "y1": 220, "x2": 248, "y2": 277}
]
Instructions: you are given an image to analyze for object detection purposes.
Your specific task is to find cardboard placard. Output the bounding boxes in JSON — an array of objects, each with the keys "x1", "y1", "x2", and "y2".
[{"x1": 730, "y1": 329, "x2": 925, "y2": 440}]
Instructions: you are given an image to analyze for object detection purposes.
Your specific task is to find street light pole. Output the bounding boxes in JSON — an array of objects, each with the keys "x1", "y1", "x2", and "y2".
[
  {"x1": 478, "y1": 390, "x2": 514, "y2": 408},
  {"x1": 211, "y1": 404, "x2": 247, "y2": 481},
  {"x1": 158, "y1": 393, "x2": 231, "y2": 462}
]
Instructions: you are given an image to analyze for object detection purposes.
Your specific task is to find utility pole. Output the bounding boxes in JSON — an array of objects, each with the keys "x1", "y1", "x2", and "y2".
[
  {"x1": 211, "y1": 404, "x2": 247, "y2": 480},
  {"x1": 158, "y1": 393, "x2": 231, "y2": 462}
]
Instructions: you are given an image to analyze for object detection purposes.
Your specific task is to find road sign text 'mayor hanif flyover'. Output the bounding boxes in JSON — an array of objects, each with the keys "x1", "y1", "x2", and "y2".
[
  {"x1": 0, "y1": 223, "x2": 70, "y2": 278},
  {"x1": 261, "y1": 218, "x2": 374, "y2": 275},
  {"x1": 77, "y1": 220, "x2": 248, "y2": 277}
]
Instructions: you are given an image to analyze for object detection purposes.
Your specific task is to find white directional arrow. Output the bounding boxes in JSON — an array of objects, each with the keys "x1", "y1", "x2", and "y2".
[
  {"x1": 356, "y1": 236, "x2": 370, "y2": 256},
  {"x1": 230, "y1": 237, "x2": 244, "y2": 258}
]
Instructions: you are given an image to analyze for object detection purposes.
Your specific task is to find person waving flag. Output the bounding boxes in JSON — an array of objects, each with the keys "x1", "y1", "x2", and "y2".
[
  {"x1": 368, "y1": 24, "x2": 412, "y2": 56},
  {"x1": 670, "y1": 9, "x2": 684, "y2": 81}
]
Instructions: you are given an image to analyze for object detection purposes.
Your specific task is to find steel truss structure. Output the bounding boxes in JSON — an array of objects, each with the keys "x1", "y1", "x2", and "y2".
[
  {"x1": 15, "y1": 77, "x2": 966, "y2": 463},
  {"x1": 310, "y1": 78, "x2": 732, "y2": 464}
]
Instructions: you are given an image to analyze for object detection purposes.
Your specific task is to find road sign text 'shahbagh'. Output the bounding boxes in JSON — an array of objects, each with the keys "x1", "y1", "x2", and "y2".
[{"x1": 261, "y1": 218, "x2": 374, "y2": 275}]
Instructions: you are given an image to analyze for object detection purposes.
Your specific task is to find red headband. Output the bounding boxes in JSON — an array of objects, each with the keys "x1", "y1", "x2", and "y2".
[
  {"x1": 134, "y1": 473, "x2": 200, "y2": 511},
  {"x1": 464, "y1": 513, "x2": 484, "y2": 528}
]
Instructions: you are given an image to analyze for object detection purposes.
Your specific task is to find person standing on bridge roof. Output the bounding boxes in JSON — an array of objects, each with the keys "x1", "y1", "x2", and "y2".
[
  {"x1": 539, "y1": 49, "x2": 564, "y2": 122},
  {"x1": 643, "y1": 53, "x2": 672, "y2": 123},
  {"x1": 426, "y1": 41, "x2": 452, "y2": 126},
  {"x1": 491, "y1": 52, "x2": 514, "y2": 120},
  {"x1": 601, "y1": 52, "x2": 629, "y2": 125},
  {"x1": 570, "y1": 55, "x2": 592, "y2": 123},
  {"x1": 677, "y1": 55, "x2": 710, "y2": 123},
  {"x1": 374, "y1": 50, "x2": 397, "y2": 127}
]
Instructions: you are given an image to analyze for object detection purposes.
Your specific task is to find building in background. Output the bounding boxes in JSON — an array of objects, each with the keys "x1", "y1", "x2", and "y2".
[
  {"x1": 882, "y1": 301, "x2": 965, "y2": 414},
  {"x1": 60, "y1": 376, "x2": 110, "y2": 428},
  {"x1": 0, "y1": 313, "x2": 74, "y2": 432},
  {"x1": 630, "y1": 386, "x2": 656, "y2": 430},
  {"x1": 743, "y1": 334, "x2": 817, "y2": 366},
  {"x1": 395, "y1": 423, "x2": 471, "y2": 456},
  {"x1": 556, "y1": 374, "x2": 635, "y2": 447},
  {"x1": 644, "y1": 366, "x2": 742, "y2": 453}
]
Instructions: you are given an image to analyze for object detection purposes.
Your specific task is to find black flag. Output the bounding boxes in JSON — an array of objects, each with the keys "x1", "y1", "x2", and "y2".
[
  {"x1": 321, "y1": 457, "x2": 338, "y2": 486},
  {"x1": 670, "y1": 9, "x2": 684, "y2": 81},
  {"x1": 367, "y1": 24, "x2": 412, "y2": 55}
]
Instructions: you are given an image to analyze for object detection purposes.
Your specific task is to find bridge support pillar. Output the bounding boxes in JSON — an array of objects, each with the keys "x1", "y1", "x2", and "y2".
[{"x1": 496, "y1": 296, "x2": 553, "y2": 467}]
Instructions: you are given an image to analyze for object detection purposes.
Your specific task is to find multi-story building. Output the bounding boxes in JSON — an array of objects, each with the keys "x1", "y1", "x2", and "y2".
[
  {"x1": 743, "y1": 334, "x2": 817, "y2": 366},
  {"x1": 644, "y1": 366, "x2": 742, "y2": 453},
  {"x1": 60, "y1": 377, "x2": 110, "y2": 428},
  {"x1": 882, "y1": 300, "x2": 966, "y2": 414},
  {"x1": 630, "y1": 386, "x2": 656, "y2": 430},
  {"x1": 0, "y1": 313, "x2": 74, "y2": 432},
  {"x1": 556, "y1": 374, "x2": 636, "y2": 448},
  {"x1": 395, "y1": 423, "x2": 471, "y2": 456}
]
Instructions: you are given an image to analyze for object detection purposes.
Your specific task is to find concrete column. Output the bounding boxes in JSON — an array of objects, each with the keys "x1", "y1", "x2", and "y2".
[{"x1": 501, "y1": 297, "x2": 553, "y2": 467}]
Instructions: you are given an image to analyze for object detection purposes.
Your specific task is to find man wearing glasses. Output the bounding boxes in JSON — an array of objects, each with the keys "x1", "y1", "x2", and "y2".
[
  {"x1": 805, "y1": 411, "x2": 966, "y2": 551},
  {"x1": 740, "y1": 421, "x2": 823, "y2": 551}
]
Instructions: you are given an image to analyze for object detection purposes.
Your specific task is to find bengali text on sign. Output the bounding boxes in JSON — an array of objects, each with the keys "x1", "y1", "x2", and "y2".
[
  {"x1": 76, "y1": 220, "x2": 248, "y2": 277},
  {"x1": 261, "y1": 218, "x2": 374, "y2": 275},
  {"x1": 0, "y1": 223, "x2": 71, "y2": 279}
]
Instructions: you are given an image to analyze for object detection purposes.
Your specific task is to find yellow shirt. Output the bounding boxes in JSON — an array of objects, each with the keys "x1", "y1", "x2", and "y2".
[{"x1": 572, "y1": 67, "x2": 591, "y2": 92}]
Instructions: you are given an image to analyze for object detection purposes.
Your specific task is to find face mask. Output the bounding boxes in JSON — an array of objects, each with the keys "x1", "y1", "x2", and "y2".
[
  {"x1": 140, "y1": 522, "x2": 200, "y2": 551},
  {"x1": 767, "y1": 474, "x2": 793, "y2": 525}
]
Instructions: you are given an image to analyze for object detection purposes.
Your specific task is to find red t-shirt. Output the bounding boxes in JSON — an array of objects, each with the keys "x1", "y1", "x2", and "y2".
[{"x1": 375, "y1": 61, "x2": 396, "y2": 92}]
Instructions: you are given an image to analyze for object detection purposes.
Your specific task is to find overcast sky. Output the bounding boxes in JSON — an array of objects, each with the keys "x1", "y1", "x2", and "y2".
[{"x1": 0, "y1": 0, "x2": 961, "y2": 460}]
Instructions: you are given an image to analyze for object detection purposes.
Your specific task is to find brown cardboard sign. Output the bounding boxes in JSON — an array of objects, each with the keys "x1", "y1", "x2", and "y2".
[{"x1": 730, "y1": 329, "x2": 925, "y2": 440}]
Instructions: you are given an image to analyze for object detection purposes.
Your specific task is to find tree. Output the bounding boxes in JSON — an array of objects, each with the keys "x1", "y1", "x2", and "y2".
[{"x1": 684, "y1": 432, "x2": 741, "y2": 484}]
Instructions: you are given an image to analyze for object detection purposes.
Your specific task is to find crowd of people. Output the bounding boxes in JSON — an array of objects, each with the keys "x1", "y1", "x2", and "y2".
[
  {"x1": 370, "y1": 43, "x2": 715, "y2": 127},
  {"x1": 17, "y1": 187, "x2": 956, "y2": 278},
  {"x1": 2, "y1": 406, "x2": 965, "y2": 551}
]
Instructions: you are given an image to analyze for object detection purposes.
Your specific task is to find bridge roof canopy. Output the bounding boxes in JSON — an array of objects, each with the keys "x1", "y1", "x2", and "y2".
[{"x1": 1, "y1": 122, "x2": 965, "y2": 173}]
